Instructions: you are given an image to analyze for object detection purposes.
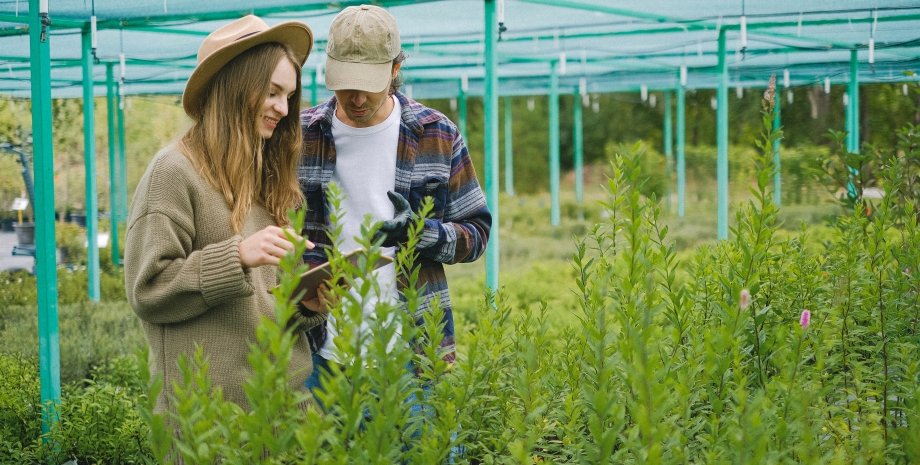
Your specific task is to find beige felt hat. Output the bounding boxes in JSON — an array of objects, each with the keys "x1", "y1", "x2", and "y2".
[
  {"x1": 325, "y1": 5, "x2": 400, "y2": 93},
  {"x1": 183, "y1": 15, "x2": 313, "y2": 117}
]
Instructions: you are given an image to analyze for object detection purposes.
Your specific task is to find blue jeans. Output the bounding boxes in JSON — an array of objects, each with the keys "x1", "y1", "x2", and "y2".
[{"x1": 305, "y1": 352, "x2": 462, "y2": 461}]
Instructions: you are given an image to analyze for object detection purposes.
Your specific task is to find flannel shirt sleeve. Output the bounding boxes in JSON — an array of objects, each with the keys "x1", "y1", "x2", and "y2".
[{"x1": 416, "y1": 132, "x2": 492, "y2": 264}]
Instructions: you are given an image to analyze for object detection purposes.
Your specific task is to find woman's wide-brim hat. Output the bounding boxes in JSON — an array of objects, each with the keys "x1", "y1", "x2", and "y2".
[{"x1": 183, "y1": 15, "x2": 313, "y2": 118}]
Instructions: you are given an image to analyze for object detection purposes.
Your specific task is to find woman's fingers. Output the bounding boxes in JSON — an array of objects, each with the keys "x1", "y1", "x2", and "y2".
[{"x1": 240, "y1": 226, "x2": 309, "y2": 268}]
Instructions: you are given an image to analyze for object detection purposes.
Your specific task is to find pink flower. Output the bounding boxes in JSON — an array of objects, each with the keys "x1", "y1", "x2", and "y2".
[
  {"x1": 762, "y1": 74, "x2": 777, "y2": 112},
  {"x1": 739, "y1": 289, "x2": 751, "y2": 310},
  {"x1": 800, "y1": 309, "x2": 811, "y2": 329}
]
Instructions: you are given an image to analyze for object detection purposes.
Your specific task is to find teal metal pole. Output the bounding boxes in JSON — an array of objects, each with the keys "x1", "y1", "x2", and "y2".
[
  {"x1": 503, "y1": 96, "x2": 514, "y2": 196},
  {"x1": 663, "y1": 90, "x2": 673, "y2": 211},
  {"x1": 458, "y1": 82, "x2": 468, "y2": 143},
  {"x1": 677, "y1": 82, "x2": 686, "y2": 217},
  {"x1": 772, "y1": 86, "x2": 782, "y2": 206},
  {"x1": 844, "y1": 63, "x2": 853, "y2": 153},
  {"x1": 117, "y1": 83, "x2": 128, "y2": 224},
  {"x1": 844, "y1": 50, "x2": 860, "y2": 200},
  {"x1": 81, "y1": 27, "x2": 100, "y2": 301},
  {"x1": 483, "y1": 0, "x2": 499, "y2": 291},
  {"x1": 30, "y1": 0, "x2": 61, "y2": 434},
  {"x1": 548, "y1": 60, "x2": 560, "y2": 226},
  {"x1": 106, "y1": 63, "x2": 120, "y2": 267},
  {"x1": 310, "y1": 68, "x2": 318, "y2": 106},
  {"x1": 848, "y1": 50, "x2": 860, "y2": 153},
  {"x1": 573, "y1": 93, "x2": 584, "y2": 206},
  {"x1": 716, "y1": 28, "x2": 729, "y2": 240}
]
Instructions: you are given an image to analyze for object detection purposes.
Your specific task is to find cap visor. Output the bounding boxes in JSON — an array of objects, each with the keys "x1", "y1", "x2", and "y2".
[{"x1": 325, "y1": 57, "x2": 392, "y2": 93}]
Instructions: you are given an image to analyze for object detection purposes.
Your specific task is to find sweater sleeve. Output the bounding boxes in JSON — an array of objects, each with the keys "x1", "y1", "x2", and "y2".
[
  {"x1": 124, "y1": 150, "x2": 254, "y2": 325},
  {"x1": 125, "y1": 211, "x2": 254, "y2": 325}
]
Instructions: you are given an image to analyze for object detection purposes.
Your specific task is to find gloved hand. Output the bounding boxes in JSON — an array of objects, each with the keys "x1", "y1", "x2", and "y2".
[{"x1": 375, "y1": 191, "x2": 412, "y2": 247}]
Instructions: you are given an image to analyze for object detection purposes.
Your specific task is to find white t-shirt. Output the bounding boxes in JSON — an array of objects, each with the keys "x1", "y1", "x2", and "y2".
[{"x1": 319, "y1": 96, "x2": 402, "y2": 363}]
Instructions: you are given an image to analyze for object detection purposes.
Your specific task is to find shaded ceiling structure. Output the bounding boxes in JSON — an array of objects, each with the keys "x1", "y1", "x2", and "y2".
[
  {"x1": 3, "y1": 1, "x2": 920, "y2": 435},
  {"x1": 2, "y1": 1, "x2": 920, "y2": 98}
]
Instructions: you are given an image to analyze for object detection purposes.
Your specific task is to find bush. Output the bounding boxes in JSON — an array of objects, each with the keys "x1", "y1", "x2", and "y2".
[
  {"x1": 0, "y1": 266, "x2": 127, "y2": 308},
  {"x1": 56, "y1": 221, "x2": 86, "y2": 265},
  {"x1": 0, "y1": 269, "x2": 36, "y2": 307},
  {"x1": 0, "y1": 353, "x2": 153, "y2": 464},
  {"x1": 146, "y1": 108, "x2": 920, "y2": 464},
  {"x1": 3, "y1": 114, "x2": 919, "y2": 464},
  {"x1": 606, "y1": 140, "x2": 668, "y2": 200},
  {"x1": 39, "y1": 381, "x2": 152, "y2": 465},
  {"x1": 0, "y1": 301, "x2": 143, "y2": 384},
  {"x1": 0, "y1": 354, "x2": 41, "y2": 463}
]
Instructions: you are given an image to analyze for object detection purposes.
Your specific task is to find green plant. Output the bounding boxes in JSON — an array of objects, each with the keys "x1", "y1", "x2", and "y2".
[
  {"x1": 56, "y1": 221, "x2": 86, "y2": 266},
  {"x1": 0, "y1": 270, "x2": 37, "y2": 307},
  {"x1": 0, "y1": 354, "x2": 41, "y2": 463},
  {"x1": 37, "y1": 382, "x2": 153, "y2": 465},
  {"x1": 0, "y1": 352, "x2": 152, "y2": 465},
  {"x1": 0, "y1": 301, "x2": 144, "y2": 384}
]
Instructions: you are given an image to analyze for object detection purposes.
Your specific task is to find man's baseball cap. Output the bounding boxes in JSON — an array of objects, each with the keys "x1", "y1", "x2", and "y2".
[{"x1": 325, "y1": 4, "x2": 401, "y2": 93}]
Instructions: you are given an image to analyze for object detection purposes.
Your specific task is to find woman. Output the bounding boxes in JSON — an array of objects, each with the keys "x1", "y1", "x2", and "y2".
[{"x1": 124, "y1": 15, "x2": 322, "y2": 412}]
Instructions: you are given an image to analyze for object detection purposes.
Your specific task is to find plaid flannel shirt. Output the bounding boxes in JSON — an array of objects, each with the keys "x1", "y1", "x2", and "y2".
[{"x1": 298, "y1": 92, "x2": 492, "y2": 363}]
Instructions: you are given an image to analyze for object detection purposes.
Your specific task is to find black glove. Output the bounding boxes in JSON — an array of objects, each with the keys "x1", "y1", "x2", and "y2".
[{"x1": 375, "y1": 191, "x2": 412, "y2": 247}]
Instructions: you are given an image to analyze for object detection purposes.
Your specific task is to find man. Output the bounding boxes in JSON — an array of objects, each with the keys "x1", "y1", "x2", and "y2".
[{"x1": 299, "y1": 4, "x2": 491, "y2": 386}]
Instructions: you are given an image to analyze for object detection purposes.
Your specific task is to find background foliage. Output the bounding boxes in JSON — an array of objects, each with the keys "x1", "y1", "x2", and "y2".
[{"x1": 0, "y1": 82, "x2": 918, "y2": 463}]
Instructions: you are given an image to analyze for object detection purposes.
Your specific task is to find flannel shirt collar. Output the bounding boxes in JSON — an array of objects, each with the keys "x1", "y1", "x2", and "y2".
[{"x1": 302, "y1": 92, "x2": 443, "y2": 136}]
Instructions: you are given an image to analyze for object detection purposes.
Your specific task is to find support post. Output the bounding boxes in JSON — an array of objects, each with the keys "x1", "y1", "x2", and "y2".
[
  {"x1": 116, "y1": 82, "x2": 128, "y2": 224},
  {"x1": 847, "y1": 50, "x2": 860, "y2": 153},
  {"x1": 310, "y1": 68, "x2": 318, "y2": 107},
  {"x1": 548, "y1": 60, "x2": 560, "y2": 226},
  {"x1": 483, "y1": 0, "x2": 500, "y2": 291},
  {"x1": 845, "y1": 50, "x2": 860, "y2": 201},
  {"x1": 81, "y1": 27, "x2": 100, "y2": 301},
  {"x1": 106, "y1": 63, "x2": 120, "y2": 266},
  {"x1": 458, "y1": 80, "x2": 468, "y2": 143},
  {"x1": 573, "y1": 93, "x2": 584, "y2": 206},
  {"x1": 677, "y1": 82, "x2": 686, "y2": 217},
  {"x1": 772, "y1": 86, "x2": 782, "y2": 206},
  {"x1": 30, "y1": 0, "x2": 61, "y2": 435},
  {"x1": 663, "y1": 90, "x2": 673, "y2": 211},
  {"x1": 716, "y1": 28, "x2": 729, "y2": 240},
  {"x1": 503, "y1": 96, "x2": 514, "y2": 196}
]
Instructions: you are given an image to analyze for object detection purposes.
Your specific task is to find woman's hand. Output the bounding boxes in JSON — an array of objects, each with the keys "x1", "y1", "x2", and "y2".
[{"x1": 239, "y1": 226, "x2": 313, "y2": 268}]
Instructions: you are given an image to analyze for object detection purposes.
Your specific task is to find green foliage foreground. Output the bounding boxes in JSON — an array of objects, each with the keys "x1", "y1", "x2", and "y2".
[{"x1": 2, "y1": 114, "x2": 920, "y2": 464}]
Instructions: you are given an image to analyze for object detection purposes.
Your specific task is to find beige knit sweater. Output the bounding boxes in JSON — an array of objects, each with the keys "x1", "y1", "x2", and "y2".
[{"x1": 125, "y1": 143, "x2": 313, "y2": 412}]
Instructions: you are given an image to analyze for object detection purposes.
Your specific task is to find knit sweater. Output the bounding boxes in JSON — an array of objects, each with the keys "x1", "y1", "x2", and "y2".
[{"x1": 124, "y1": 143, "x2": 313, "y2": 412}]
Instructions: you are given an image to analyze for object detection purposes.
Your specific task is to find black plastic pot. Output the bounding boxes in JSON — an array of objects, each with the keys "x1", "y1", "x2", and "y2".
[{"x1": 13, "y1": 222, "x2": 34, "y2": 246}]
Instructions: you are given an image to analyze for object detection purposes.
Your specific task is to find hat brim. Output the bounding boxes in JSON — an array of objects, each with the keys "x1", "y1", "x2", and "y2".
[
  {"x1": 183, "y1": 21, "x2": 313, "y2": 118},
  {"x1": 324, "y1": 55, "x2": 392, "y2": 93}
]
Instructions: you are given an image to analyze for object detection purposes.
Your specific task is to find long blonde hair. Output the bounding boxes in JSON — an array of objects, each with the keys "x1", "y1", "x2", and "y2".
[{"x1": 181, "y1": 42, "x2": 304, "y2": 233}]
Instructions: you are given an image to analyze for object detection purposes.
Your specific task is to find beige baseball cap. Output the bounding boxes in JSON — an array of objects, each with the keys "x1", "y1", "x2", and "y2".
[{"x1": 325, "y1": 5, "x2": 401, "y2": 93}]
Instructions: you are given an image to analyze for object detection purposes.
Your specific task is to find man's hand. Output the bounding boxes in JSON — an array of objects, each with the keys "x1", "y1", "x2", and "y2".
[{"x1": 375, "y1": 191, "x2": 412, "y2": 247}]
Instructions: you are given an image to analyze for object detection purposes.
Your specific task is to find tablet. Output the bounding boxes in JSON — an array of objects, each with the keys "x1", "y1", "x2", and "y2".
[{"x1": 286, "y1": 248, "x2": 394, "y2": 302}]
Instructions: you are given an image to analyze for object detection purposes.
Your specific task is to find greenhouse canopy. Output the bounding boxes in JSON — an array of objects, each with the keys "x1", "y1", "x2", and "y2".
[{"x1": 1, "y1": 1, "x2": 919, "y2": 98}]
